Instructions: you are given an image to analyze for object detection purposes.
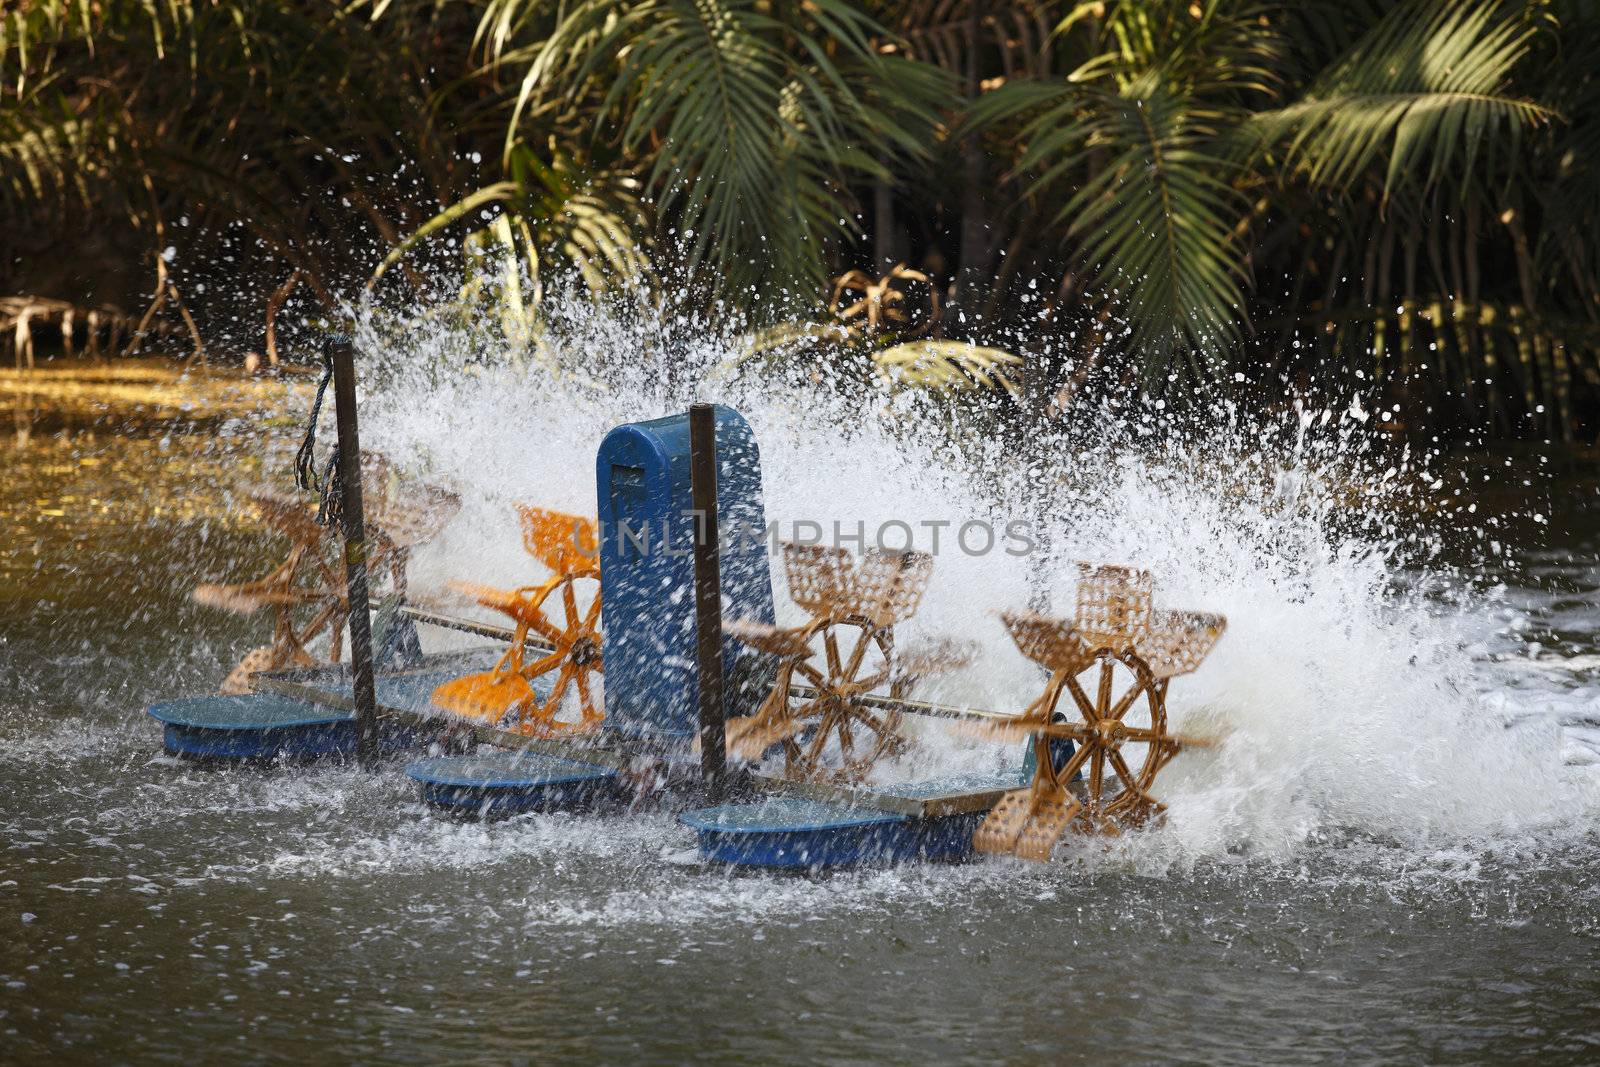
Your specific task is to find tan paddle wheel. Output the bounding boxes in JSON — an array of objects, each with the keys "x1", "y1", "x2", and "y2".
[
  {"x1": 724, "y1": 542, "x2": 962, "y2": 784},
  {"x1": 972, "y1": 564, "x2": 1226, "y2": 860},
  {"x1": 430, "y1": 507, "x2": 604, "y2": 737},
  {"x1": 194, "y1": 461, "x2": 458, "y2": 694}
]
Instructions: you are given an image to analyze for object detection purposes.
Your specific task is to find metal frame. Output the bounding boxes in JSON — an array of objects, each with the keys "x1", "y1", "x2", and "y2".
[{"x1": 254, "y1": 605, "x2": 1026, "y2": 818}]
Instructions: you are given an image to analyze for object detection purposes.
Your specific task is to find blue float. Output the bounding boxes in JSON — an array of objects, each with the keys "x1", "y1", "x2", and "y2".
[
  {"x1": 681, "y1": 799, "x2": 982, "y2": 870},
  {"x1": 405, "y1": 751, "x2": 620, "y2": 816},
  {"x1": 147, "y1": 693, "x2": 417, "y2": 761},
  {"x1": 144, "y1": 649, "x2": 514, "y2": 762},
  {"x1": 596, "y1": 405, "x2": 775, "y2": 744},
  {"x1": 680, "y1": 773, "x2": 1028, "y2": 870}
]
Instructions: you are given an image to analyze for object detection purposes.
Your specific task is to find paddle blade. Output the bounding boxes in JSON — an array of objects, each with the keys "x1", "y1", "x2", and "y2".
[
  {"x1": 973, "y1": 787, "x2": 1082, "y2": 861},
  {"x1": 193, "y1": 583, "x2": 273, "y2": 614},
  {"x1": 725, "y1": 714, "x2": 809, "y2": 760},
  {"x1": 431, "y1": 670, "x2": 533, "y2": 724},
  {"x1": 219, "y1": 646, "x2": 277, "y2": 695},
  {"x1": 445, "y1": 580, "x2": 526, "y2": 618}
]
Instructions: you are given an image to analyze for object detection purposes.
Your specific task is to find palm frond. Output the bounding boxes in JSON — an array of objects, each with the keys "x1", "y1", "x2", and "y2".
[
  {"x1": 0, "y1": 95, "x2": 96, "y2": 208},
  {"x1": 973, "y1": 71, "x2": 1250, "y2": 369},
  {"x1": 369, "y1": 182, "x2": 518, "y2": 291},
  {"x1": 1252, "y1": 0, "x2": 1553, "y2": 198},
  {"x1": 1060, "y1": 0, "x2": 1284, "y2": 100},
  {"x1": 509, "y1": 147, "x2": 653, "y2": 290},
  {"x1": 494, "y1": 0, "x2": 950, "y2": 297},
  {"x1": 882, "y1": 0, "x2": 1058, "y2": 81},
  {"x1": 873, "y1": 339, "x2": 1023, "y2": 392},
  {"x1": 373, "y1": 147, "x2": 651, "y2": 305}
]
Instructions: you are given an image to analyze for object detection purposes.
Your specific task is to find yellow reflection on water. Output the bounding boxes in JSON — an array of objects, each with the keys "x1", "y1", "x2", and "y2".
[{"x1": 1, "y1": 358, "x2": 310, "y2": 601}]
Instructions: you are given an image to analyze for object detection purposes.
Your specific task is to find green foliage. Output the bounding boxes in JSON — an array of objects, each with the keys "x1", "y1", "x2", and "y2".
[
  {"x1": 729, "y1": 317, "x2": 1022, "y2": 396},
  {"x1": 479, "y1": 0, "x2": 952, "y2": 297},
  {"x1": 971, "y1": 70, "x2": 1251, "y2": 370},
  {"x1": 2, "y1": 0, "x2": 1599, "y2": 438},
  {"x1": 372, "y1": 147, "x2": 651, "y2": 301},
  {"x1": 954, "y1": 0, "x2": 1597, "y2": 437},
  {"x1": 1, "y1": 1, "x2": 496, "y2": 304},
  {"x1": 871, "y1": 340, "x2": 1022, "y2": 393},
  {"x1": 1251, "y1": 1, "x2": 1552, "y2": 198}
]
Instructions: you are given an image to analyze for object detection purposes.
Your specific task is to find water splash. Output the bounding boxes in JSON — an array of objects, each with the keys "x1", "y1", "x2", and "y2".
[{"x1": 343, "y1": 285, "x2": 1598, "y2": 871}]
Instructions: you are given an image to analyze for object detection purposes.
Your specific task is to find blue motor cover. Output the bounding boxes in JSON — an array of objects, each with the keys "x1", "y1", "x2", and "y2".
[{"x1": 595, "y1": 405, "x2": 775, "y2": 744}]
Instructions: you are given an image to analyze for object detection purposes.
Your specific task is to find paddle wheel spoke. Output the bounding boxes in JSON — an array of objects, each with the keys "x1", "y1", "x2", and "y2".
[
  {"x1": 1041, "y1": 720, "x2": 1094, "y2": 742},
  {"x1": 523, "y1": 648, "x2": 566, "y2": 678},
  {"x1": 542, "y1": 660, "x2": 577, "y2": 717},
  {"x1": 1065, "y1": 675, "x2": 1098, "y2": 722},
  {"x1": 842, "y1": 628, "x2": 871, "y2": 679},
  {"x1": 836, "y1": 713, "x2": 855, "y2": 757},
  {"x1": 1050, "y1": 741, "x2": 1093, "y2": 790},
  {"x1": 525, "y1": 610, "x2": 566, "y2": 646},
  {"x1": 562, "y1": 579, "x2": 579, "y2": 628},
  {"x1": 1106, "y1": 747, "x2": 1144, "y2": 798},
  {"x1": 824, "y1": 629, "x2": 843, "y2": 678},
  {"x1": 852, "y1": 668, "x2": 891, "y2": 693},
  {"x1": 786, "y1": 695, "x2": 830, "y2": 723},
  {"x1": 1107, "y1": 676, "x2": 1148, "y2": 722},
  {"x1": 576, "y1": 670, "x2": 598, "y2": 722},
  {"x1": 803, "y1": 701, "x2": 843, "y2": 766},
  {"x1": 794, "y1": 661, "x2": 826, "y2": 687},
  {"x1": 850, "y1": 705, "x2": 891, "y2": 739}
]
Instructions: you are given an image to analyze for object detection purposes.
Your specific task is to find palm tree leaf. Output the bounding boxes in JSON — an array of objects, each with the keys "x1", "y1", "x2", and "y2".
[
  {"x1": 873, "y1": 340, "x2": 1023, "y2": 393},
  {"x1": 1251, "y1": 0, "x2": 1554, "y2": 198},
  {"x1": 978, "y1": 71, "x2": 1249, "y2": 366},
  {"x1": 368, "y1": 182, "x2": 518, "y2": 290},
  {"x1": 488, "y1": 0, "x2": 950, "y2": 296}
]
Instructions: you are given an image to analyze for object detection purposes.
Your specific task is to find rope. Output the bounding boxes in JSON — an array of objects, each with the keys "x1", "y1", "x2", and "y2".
[{"x1": 293, "y1": 351, "x2": 343, "y2": 528}]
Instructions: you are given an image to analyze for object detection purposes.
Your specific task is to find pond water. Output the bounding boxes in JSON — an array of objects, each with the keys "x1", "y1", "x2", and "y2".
[{"x1": 2, "y1": 357, "x2": 1598, "y2": 1064}]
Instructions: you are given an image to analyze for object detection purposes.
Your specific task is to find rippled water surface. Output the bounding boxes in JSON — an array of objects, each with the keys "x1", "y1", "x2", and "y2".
[{"x1": 2, "y1": 358, "x2": 1598, "y2": 1064}]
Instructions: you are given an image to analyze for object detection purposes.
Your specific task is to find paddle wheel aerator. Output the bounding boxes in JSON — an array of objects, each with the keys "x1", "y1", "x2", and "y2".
[
  {"x1": 972, "y1": 564, "x2": 1226, "y2": 860},
  {"x1": 193, "y1": 462, "x2": 458, "y2": 695},
  {"x1": 158, "y1": 399, "x2": 1239, "y2": 870},
  {"x1": 724, "y1": 542, "x2": 968, "y2": 785},
  {"x1": 430, "y1": 506, "x2": 604, "y2": 737}
]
